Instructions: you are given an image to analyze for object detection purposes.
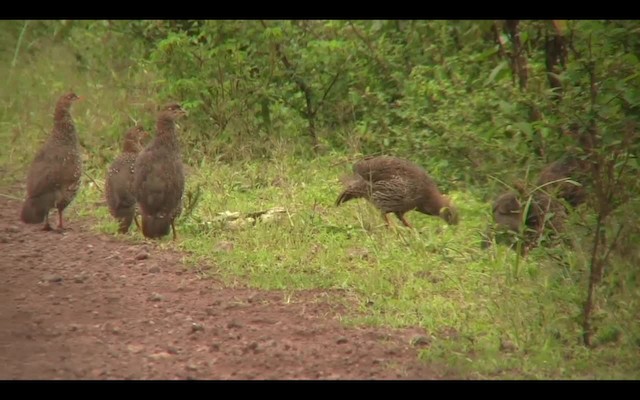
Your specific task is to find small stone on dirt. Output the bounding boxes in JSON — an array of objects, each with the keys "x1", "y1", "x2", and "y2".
[
  {"x1": 148, "y1": 265, "x2": 161, "y2": 273},
  {"x1": 227, "y1": 320, "x2": 243, "y2": 329},
  {"x1": 135, "y1": 252, "x2": 150, "y2": 261},
  {"x1": 105, "y1": 294, "x2": 120, "y2": 303},
  {"x1": 191, "y1": 323, "x2": 205, "y2": 333},
  {"x1": 127, "y1": 345, "x2": 145, "y2": 355},
  {"x1": 185, "y1": 363, "x2": 198, "y2": 372},
  {"x1": 73, "y1": 275, "x2": 87, "y2": 283},
  {"x1": 246, "y1": 342, "x2": 259, "y2": 353},
  {"x1": 42, "y1": 274, "x2": 63, "y2": 283},
  {"x1": 148, "y1": 293, "x2": 164, "y2": 302},
  {"x1": 148, "y1": 352, "x2": 172, "y2": 361},
  {"x1": 6, "y1": 225, "x2": 20, "y2": 233},
  {"x1": 336, "y1": 337, "x2": 348, "y2": 345}
]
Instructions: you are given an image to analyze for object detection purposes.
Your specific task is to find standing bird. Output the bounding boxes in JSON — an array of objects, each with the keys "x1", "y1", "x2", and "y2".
[
  {"x1": 336, "y1": 156, "x2": 459, "y2": 228},
  {"x1": 484, "y1": 186, "x2": 567, "y2": 253},
  {"x1": 134, "y1": 103, "x2": 187, "y2": 240},
  {"x1": 20, "y1": 92, "x2": 83, "y2": 231},
  {"x1": 105, "y1": 125, "x2": 150, "y2": 233}
]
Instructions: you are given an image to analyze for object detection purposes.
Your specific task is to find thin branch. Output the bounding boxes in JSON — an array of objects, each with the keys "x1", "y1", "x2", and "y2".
[
  {"x1": 316, "y1": 68, "x2": 343, "y2": 112},
  {"x1": 83, "y1": 171, "x2": 103, "y2": 194},
  {"x1": 11, "y1": 21, "x2": 29, "y2": 68},
  {"x1": 602, "y1": 223, "x2": 625, "y2": 267}
]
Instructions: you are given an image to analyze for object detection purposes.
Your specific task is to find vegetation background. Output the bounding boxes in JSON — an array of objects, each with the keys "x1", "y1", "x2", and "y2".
[{"x1": 1, "y1": 20, "x2": 638, "y2": 378}]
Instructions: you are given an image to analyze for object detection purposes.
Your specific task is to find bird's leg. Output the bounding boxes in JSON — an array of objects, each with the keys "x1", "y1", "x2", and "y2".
[
  {"x1": 383, "y1": 212, "x2": 392, "y2": 227},
  {"x1": 395, "y1": 212, "x2": 413, "y2": 228},
  {"x1": 57, "y1": 209, "x2": 64, "y2": 230},
  {"x1": 42, "y1": 212, "x2": 52, "y2": 231},
  {"x1": 171, "y1": 220, "x2": 178, "y2": 241},
  {"x1": 54, "y1": 207, "x2": 73, "y2": 232}
]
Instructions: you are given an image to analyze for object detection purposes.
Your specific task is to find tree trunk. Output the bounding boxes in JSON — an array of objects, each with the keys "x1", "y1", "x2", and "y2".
[
  {"x1": 545, "y1": 21, "x2": 568, "y2": 100},
  {"x1": 504, "y1": 20, "x2": 528, "y2": 90}
]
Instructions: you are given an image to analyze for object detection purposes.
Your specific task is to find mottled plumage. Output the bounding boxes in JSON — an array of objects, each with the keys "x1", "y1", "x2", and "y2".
[
  {"x1": 336, "y1": 156, "x2": 459, "y2": 227},
  {"x1": 134, "y1": 103, "x2": 187, "y2": 240},
  {"x1": 484, "y1": 188, "x2": 566, "y2": 253},
  {"x1": 105, "y1": 125, "x2": 149, "y2": 233},
  {"x1": 20, "y1": 92, "x2": 83, "y2": 231}
]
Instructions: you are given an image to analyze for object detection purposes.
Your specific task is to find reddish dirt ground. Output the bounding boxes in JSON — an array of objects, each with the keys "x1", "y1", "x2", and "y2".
[{"x1": 0, "y1": 186, "x2": 451, "y2": 380}]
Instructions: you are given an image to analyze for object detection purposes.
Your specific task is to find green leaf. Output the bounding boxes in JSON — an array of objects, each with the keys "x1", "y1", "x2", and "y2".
[
  {"x1": 514, "y1": 122, "x2": 533, "y2": 137},
  {"x1": 485, "y1": 61, "x2": 508, "y2": 86},
  {"x1": 474, "y1": 47, "x2": 499, "y2": 62}
]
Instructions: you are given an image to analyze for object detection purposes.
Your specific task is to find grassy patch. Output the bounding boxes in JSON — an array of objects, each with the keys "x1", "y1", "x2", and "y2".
[{"x1": 20, "y1": 153, "x2": 638, "y2": 380}]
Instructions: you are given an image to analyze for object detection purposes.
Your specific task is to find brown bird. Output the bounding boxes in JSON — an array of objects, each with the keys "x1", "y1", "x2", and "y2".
[
  {"x1": 485, "y1": 186, "x2": 566, "y2": 253},
  {"x1": 536, "y1": 155, "x2": 588, "y2": 208},
  {"x1": 336, "y1": 156, "x2": 459, "y2": 228},
  {"x1": 134, "y1": 102, "x2": 187, "y2": 240},
  {"x1": 105, "y1": 125, "x2": 150, "y2": 234},
  {"x1": 20, "y1": 92, "x2": 83, "y2": 231}
]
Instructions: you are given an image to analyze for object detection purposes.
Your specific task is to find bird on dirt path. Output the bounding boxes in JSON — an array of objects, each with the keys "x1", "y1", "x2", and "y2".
[
  {"x1": 20, "y1": 92, "x2": 83, "y2": 231},
  {"x1": 336, "y1": 155, "x2": 459, "y2": 228},
  {"x1": 105, "y1": 125, "x2": 150, "y2": 234},
  {"x1": 133, "y1": 102, "x2": 187, "y2": 240}
]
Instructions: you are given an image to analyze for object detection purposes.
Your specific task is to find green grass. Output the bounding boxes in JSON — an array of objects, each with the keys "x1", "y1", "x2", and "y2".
[{"x1": 2, "y1": 40, "x2": 639, "y2": 380}]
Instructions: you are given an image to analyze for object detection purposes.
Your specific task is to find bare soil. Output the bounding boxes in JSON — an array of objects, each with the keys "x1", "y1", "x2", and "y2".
[{"x1": 0, "y1": 186, "x2": 451, "y2": 380}]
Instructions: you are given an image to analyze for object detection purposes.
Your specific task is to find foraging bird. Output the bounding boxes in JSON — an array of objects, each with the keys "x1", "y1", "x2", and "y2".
[
  {"x1": 484, "y1": 186, "x2": 566, "y2": 252},
  {"x1": 134, "y1": 102, "x2": 187, "y2": 240},
  {"x1": 105, "y1": 125, "x2": 149, "y2": 233},
  {"x1": 336, "y1": 156, "x2": 459, "y2": 228},
  {"x1": 20, "y1": 92, "x2": 83, "y2": 231}
]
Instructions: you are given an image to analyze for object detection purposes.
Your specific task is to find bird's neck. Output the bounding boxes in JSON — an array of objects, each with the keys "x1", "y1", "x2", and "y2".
[
  {"x1": 155, "y1": 117, "x2": 180, "y2": 151},
  {"x1": 53, "y1": 107, "x2": 78, "y2": 143},
  {"x1": 122, "y1": 139, "x2": 142, "y2": 154},
  {"x1": 420, "y1": 192, "x2": 448, "y2": 216}
]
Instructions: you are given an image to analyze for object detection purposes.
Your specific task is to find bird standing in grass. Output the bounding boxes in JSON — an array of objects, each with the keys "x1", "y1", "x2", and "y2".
[
  {"x1": 105, "y1": 125, "x2": 149, "y2": 233},
  {"x1": 20, "y1": 92, "x2": 83, "y2": 231},
  {"x1": 485, "y1": 185, "x2": 567, "y2": 253},
  {"x1": 336, "y1": 156, "x2": 459, "y2": 228},
  {"x1": 134, "y1": 102, "x2": 187, "y2": 240}
]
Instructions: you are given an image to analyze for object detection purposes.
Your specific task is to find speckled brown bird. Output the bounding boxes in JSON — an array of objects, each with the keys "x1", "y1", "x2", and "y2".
[
  {"x1": 485, "y1": 187, "x2": 566, "y2": 252},
  {"x1": 336, "y1": 156, "x2": 459, "y2": 228},
  {"x1": 133, "y1": 103, "x2": 187, "y2": 240},
  {"x1": 20, "y1": 92, "x2": 83, "y2": 231},
  {"x1": 105, "y1": 125, "x2": 150, "y2": 234}
]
